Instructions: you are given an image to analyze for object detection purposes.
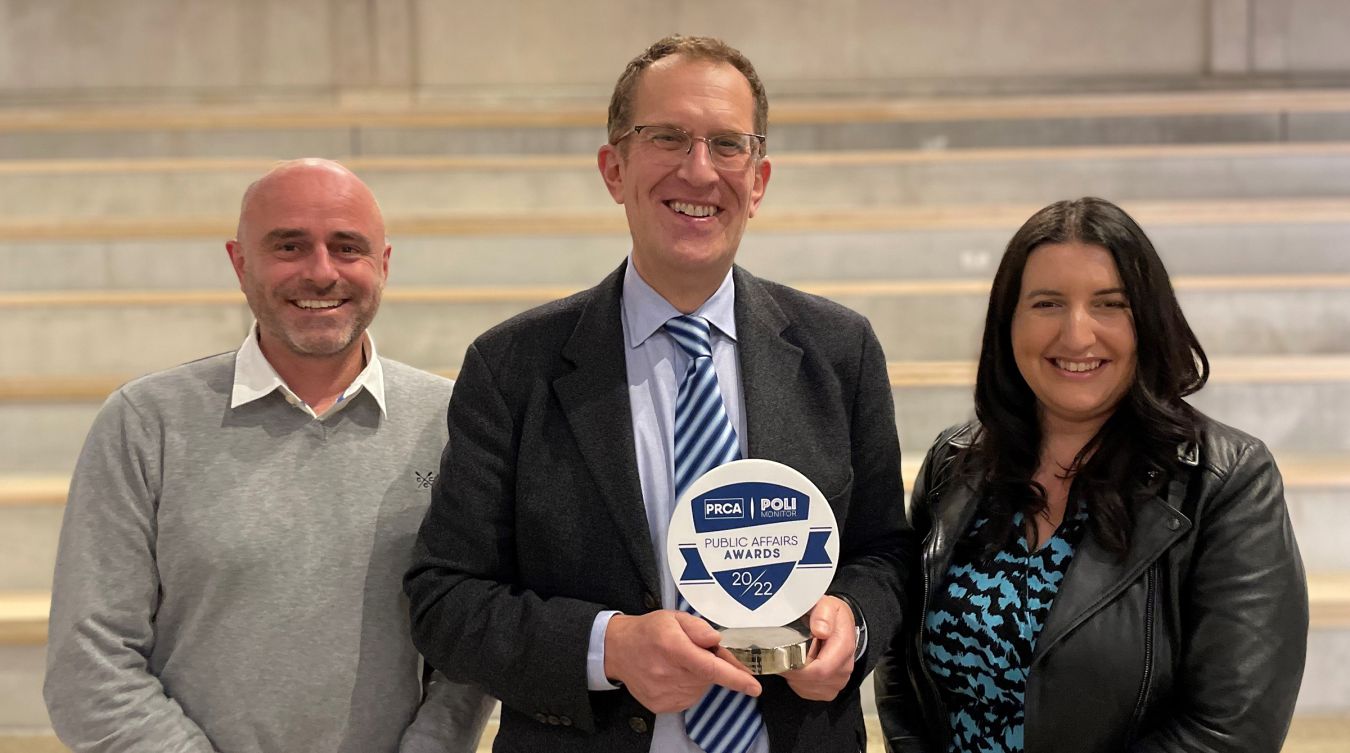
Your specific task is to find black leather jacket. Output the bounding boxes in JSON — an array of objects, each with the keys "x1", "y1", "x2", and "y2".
[{"x1": 874, "y1": 416, "x2": 1308, "y2": 753}]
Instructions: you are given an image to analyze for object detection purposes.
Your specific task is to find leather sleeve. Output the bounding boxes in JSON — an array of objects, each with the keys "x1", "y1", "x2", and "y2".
[
  {"x1": 1130, "y1": 441, "x2": 1309, "y2": 753},
  {"x1": 873, "y1": 435, "x2": 946, "y2": 753}
]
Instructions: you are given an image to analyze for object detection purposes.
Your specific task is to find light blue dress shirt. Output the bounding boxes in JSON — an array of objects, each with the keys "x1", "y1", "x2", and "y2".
[{"x1": 585, "y1": 259, "x2": 767, "y2": 753}]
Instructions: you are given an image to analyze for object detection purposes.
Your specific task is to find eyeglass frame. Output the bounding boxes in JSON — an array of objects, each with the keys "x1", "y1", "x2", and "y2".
[{"x1": 612, "y1": 124, "x2": 768, "y2": 167}]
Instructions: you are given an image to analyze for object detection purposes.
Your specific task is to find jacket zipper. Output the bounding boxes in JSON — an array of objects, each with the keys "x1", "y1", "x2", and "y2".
[
  {"x1": 1129, "y1": 563, "x2": 1158, "y2": 727},
  {"x1": 914, "y1": 524, "x2": 951, "y2": 743}
]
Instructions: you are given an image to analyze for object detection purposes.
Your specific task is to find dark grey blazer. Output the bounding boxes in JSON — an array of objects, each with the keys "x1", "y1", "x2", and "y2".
[{"x1": 407, "y1": 263, "x2": 914, "y2": 752}]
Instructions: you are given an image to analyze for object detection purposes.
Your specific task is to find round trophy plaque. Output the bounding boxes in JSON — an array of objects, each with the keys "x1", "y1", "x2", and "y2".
[{"x1": 665, "y1": 459, "x2": 840, "y2": 674}]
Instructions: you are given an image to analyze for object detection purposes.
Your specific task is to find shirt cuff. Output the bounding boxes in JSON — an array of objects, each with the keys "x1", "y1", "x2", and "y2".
[
  {"x1": 831, "y1": 593, "x2": 868, "y2": 662},
  {"x1": 853, "y1": 609, "x2": 868, "y2": 662},
  {"x1": 587, "y1": 610, "x2": 623, "y2": 691}
]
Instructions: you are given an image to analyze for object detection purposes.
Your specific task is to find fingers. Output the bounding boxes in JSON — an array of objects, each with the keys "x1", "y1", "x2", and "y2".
[
  {"x1": 782, "y1": 596, "x2": 857, "y2": 701},
  {"x1": 685, "y1": 646, "x2": 762, "y2": 697},
  {"x1": 673, "y1": 610, "x2": 723, "y2": 650},
  {"x1": 809, "y1": 595, "x2": 846, "y2": 639},
  {"x1": 606, "y1": 610, "x2": 761, "y2": 712}
]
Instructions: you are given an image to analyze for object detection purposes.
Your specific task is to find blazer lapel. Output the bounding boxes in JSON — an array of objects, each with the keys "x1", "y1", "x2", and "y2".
[
  {"x1": 1032, "y1": 475, "x2": 1193, "y2": 664},
  {"x1": 733, "y1": 267, "x2": 804, "y2": 463},
  {"x1": 553, "y1": 263, "x2": 660, "y2": 597}
]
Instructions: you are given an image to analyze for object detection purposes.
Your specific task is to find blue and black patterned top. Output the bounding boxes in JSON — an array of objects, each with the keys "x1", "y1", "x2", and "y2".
[{"x1": 922, "y1": 507, "x2": 1090, "y2": 753}]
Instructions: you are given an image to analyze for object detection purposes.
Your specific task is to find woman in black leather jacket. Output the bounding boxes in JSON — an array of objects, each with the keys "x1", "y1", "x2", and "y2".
[{"x1": 874, "y1": 197, "x2": 1308, "y2": 753}]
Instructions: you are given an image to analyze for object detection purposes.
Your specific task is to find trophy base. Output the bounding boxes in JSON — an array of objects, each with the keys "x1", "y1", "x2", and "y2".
[{"x1": 720, "y1": 622, "x2": 813, "y2": 675}]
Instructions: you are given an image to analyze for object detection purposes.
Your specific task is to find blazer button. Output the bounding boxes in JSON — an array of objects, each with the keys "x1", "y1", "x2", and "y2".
[
  {"x1": 560, "y1": 716, "x2": 573, "y2": 727},
  {"x1": 629, "y1": 716, "x2": 650, "y2": 734},
  {"x1": 547, "y1": 714, "x2": 560, "y2": 726},
  {"x1": 642, "y1": 592, "x2": 659, "y2": 610},
  {"x1": 534, "y1": 713, "x2": 548, "y2": 724},
  {"x1": 1167, "y1": 517, "x2": 1181, "y2": 531}
]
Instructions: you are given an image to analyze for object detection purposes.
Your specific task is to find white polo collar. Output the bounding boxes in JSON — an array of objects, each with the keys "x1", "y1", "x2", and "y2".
[{"x1": 231, "y1": 322, "x2": 387, "y2": 419}]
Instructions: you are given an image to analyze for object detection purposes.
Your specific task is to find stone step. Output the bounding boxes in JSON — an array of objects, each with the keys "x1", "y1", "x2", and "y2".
[
  {"x1": 3, "y1": 88, "x2": 1350, "y2": 159},
  {"x1": 3, "y1": 450, "x2": 1347, "y2": 593},
  {"x1": 8, "y1": 143, "x2": 1350, "y2": 218},
  {"x1": 7, "y1": 219, "x2": 1350, "y2": 296},
  {"x1": 4, "y1": 449, "x2": 1344, "y2": 507},
  {"x1": 894, "y1": 379, "x2": 1350, "y2": 454},
  {"x1": 2, "y1": 354, "x2": 1346, "y2": 476},
  {"x1": 0, "y1": 276, "x2": 1345, "y2": 377},
  {"x1": 3, "y1": 573, "x2": 1347, "y2": 730}
]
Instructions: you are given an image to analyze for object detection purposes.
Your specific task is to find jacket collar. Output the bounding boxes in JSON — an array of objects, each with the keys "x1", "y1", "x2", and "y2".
[
  {"x1": 923, "y1": 428, "x2": 1200, "y2": 664},
  {"x1": 731, "y1": 267, "x2": 805, "y2": 463},
  {"x1": 554, "y1": 263, "x2": 660, "y2": 596},
  {"x1": 1033, "y1": 441, "x2": 1197, "y2": 662}
]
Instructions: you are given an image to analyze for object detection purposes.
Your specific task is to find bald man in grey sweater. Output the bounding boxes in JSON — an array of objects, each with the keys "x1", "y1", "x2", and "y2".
[{"x1": 44, "y1": 159, "x2": 493, "y2": 753}]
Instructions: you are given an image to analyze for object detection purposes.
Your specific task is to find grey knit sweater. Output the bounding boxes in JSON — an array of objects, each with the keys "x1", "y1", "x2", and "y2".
[{"x1": 45, "y1": 352, "x2": 492, "y2": 753}]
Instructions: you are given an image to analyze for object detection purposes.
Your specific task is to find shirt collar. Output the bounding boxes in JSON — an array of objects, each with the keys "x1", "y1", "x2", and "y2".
[
  {"x1": 621, "y1": 257, "x2": 737, "y2": 349},
  {"x1": 231, "y1": 322, "x2": 387, "y2": 419}
]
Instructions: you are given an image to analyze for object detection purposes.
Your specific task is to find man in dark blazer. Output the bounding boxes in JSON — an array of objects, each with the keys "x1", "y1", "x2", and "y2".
[{"x1": 406, "y1": 35, "x2": 913, "y2": 753}]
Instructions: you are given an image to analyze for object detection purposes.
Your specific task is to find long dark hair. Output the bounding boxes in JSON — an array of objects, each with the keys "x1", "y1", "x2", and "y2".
[{"x1": 966, "y1": 197, "x2": 1209, "y2": 556}]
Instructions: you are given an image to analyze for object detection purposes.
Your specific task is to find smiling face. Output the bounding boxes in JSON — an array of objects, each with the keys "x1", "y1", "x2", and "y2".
[
  {"x1": 1011, "y1": 241, "x2": 1137, "y2": 435},
  {"x1": 226, "y1": 161, "x2": 389, "y2": 365},
  {"x1": 597, "y1": 55, "x2": 771, "y2": 310}
]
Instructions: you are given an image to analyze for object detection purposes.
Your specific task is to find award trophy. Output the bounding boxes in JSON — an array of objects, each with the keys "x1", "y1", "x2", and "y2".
[{"x1": 665, "y1": 459, "x2": 839, "y2": 675}]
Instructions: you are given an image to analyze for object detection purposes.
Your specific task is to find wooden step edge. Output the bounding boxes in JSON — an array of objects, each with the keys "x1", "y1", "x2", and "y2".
[
  {"x1": 7, "y1": 715, "x2": 1350, "y2": 751},
  {"x1": 4, "y1": 356, "x2": 1350, "y2": 404},
  {"x1": 1309, "y1": 572, "x2": 1350, "y2": 630},
  {"x1": 8, "y1": 140, "x2": 1350, "y2": 176},
  {"x1": 3, "y1": 571, "x2": 1347, "y2": 646},
  {"x1": 0, "y1": 477, "x2": 67, "y2": 507},
  {"x1": 5, "y1": 274, "x2": 1350, "y2": 309},
  {"x1": 0, "y1": 591, "x2": 49, "y2": 646},
  {"x1": 7, "y1": 198, "x2": 1350, "y2": 241},
  {"x1": 4, "y1": 88, "x2": 1350, "y2": 133},
  {"x1": 0, "y1": 447, "x2": 1344, "y2": 513},
  {"x1": 884, "y1": 356, "x2": 1350, "y2": 387}
]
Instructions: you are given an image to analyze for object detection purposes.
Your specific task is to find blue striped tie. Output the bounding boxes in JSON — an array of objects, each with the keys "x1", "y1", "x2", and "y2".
[{"x1": 664, "y1": 315, "x2": 764, "y2": 753}]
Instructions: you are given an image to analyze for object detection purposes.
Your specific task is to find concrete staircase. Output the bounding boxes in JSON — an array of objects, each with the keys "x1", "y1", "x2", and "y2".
[{"x1": 4, "y1": 91, "x2": 1349, "y2": 749}]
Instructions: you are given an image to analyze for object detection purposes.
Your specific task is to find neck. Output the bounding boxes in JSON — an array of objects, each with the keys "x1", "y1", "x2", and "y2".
[
  {"x1": 258, "y1": 333, "x2": 366, "y2": 414},
  {"x1": 1038, "y1": 419, "x2": 1105, "y2": 473},
  {"x1": 632, "y1": 256, "x2": 729, "y2": 315}
]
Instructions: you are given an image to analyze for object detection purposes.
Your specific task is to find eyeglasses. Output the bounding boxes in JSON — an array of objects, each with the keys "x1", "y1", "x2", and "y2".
[{"x1": 615, "y1": 125, "x2": 766, "y2": 170}]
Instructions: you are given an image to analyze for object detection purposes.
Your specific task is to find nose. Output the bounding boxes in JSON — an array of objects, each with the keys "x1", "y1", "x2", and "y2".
[
  {"x1": 1059, "y1": 305, "x2": 1097, "y2": 351},
  {"x1": 302, "y1": 247, "x2": 341, "y2": 288},
  {"x1": 675, "y1": 138, "x2": 720, "y2": 187}
]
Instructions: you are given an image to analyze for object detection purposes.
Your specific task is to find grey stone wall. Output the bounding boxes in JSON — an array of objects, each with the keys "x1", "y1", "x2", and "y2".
[{"x1": 3, "y1": 0, "x2": 1350, "y2": 105}]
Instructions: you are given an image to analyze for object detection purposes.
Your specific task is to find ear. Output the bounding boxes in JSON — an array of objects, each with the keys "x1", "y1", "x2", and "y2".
[
  {"x1": 747, "y1": 155, "x2": 771, "y2": 218},
  {"x1": 597, "y1": 144, "x2": 626, "y2": 204},
  {"x1": 226, "y1": 240, "x2": 247, "y2": 284},
  {"x1": 381, "y1": 242, "x2": 392, "y2": 280}
]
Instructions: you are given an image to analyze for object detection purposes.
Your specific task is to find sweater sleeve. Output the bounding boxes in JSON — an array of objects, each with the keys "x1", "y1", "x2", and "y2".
[
  {"x1": 398, "y1": 669, "x2": 496, "y2": 753},
  {"x1": 44, "y1": 391, "x2": 219, "y2": 753}
]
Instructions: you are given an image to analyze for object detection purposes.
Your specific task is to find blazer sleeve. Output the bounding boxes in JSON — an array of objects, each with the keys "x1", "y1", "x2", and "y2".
[
  {"x1": 1129, "y1": 440, "x2": 1308, "y2": 753},
  {"x1": 405, "y1": 342, "x2": 610, "y2": 732},
  {"x1": 44, "y1": 392, "x2": 219, "y2": 753},
  {"x1": 824, "y1": 321, "x2": 916, "y2": 685}
]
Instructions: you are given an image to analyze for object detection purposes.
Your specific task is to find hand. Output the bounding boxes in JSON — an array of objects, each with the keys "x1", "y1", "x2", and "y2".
[
  {"x1": 782, "y1": 595, "x2": 856, "y2": 701},
  {"x1": 604, "y1": 610, "x2": 762, "y2": 714}
]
